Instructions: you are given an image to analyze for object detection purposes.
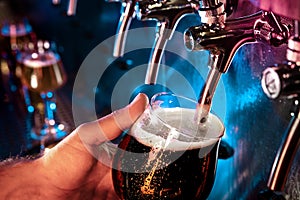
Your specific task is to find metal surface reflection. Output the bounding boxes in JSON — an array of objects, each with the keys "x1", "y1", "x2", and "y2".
[{"x1": 211, "y1": 43, "x2": 296, "y2": 199}]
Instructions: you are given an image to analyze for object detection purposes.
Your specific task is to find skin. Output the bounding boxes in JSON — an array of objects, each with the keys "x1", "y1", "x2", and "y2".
[{"x1": 0, "y1": 93, "x2": 149, "y2": 200}]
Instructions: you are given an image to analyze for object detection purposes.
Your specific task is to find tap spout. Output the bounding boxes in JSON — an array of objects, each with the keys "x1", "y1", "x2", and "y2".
[
  {"x1": 145, "y1": 22, "x2": 172, "y2": 84},
  {"x1": 137, "y1": 0, "x2": 199, "y2": 84},
  {"x1": 113, "y1": 1, "x2": 137, "y2": 57}
]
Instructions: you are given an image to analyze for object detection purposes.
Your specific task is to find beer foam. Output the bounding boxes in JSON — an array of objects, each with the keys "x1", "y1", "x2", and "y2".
[
  {"x1": 23, "y1": 52, "x2": 58, "y2": 68},
  {"x1": 130, "y1": 108, "x2": 224, "y2": 151}
]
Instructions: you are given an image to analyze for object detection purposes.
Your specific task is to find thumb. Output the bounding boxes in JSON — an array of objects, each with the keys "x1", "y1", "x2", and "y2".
[{"x1": 77, "y1": 93, "x2": 149, "y2": 146}]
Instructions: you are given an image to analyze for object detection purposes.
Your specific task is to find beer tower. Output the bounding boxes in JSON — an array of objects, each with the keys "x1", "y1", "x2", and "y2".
[
  {"x1": 105, "y1": 0, "x2": 239, "y2": 158},
  {"x1": 259, "y1": 0, "x2": 300, "y2": 199},
  {"x1": 106, "y1": 0, "x2": 200, "y2": 98}
]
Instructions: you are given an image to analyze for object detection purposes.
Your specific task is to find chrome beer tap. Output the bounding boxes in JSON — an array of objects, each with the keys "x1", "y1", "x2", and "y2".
[
  {"x1": 260, "y1": 19, "x2": 300, "y2": 199},
  {"x1": 105, "y1": 0, "x2": 138, "y2": 57},
  {"x1": 185, "y1": 11, "x2": 290, "y2": 122},
  {"x1": 186, "y1": 2, "x2": 297, "y2": 198},
  {"x1": 136, "y1": 0, "x2": 199, "y2": 85},
  {"x1": 184, "y1": 3, "x2": 292, "y2": 161},
  {"x1": 185, "y1": 11, "x2": 289, "y2": 74}
]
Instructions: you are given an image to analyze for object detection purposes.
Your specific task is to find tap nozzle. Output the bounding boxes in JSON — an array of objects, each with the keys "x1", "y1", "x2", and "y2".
[
  {"x1": 145, "y1": 22, "x2": 172, "y2": 84},
  {"x1": 136, "y1": 0, "x2": 199, "y2": 84},
  {"x1": 105, "y1": 0, "x2": 138, "y2": 57},
  {"x1": 114, "y1": 1, "x2": 137, "y2": 57},
  {"x1": 67, "y1": 0, "x2": 78, "y2": 16}
]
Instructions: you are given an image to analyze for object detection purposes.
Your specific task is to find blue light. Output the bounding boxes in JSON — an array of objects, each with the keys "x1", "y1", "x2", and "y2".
[
  {"x1": 126, "y1": 59, "x2": 133, "y2": 66},
  {"x1": 47, "y1": 92, "x2": 53, "y2": 98},
  {"x1": 10, "y1": 85, "x2": 17, "y2": 92},
  {"x1": 27, "y1": 105, "x2": 35, "y2": 113},
  {"x1": 50, "y1": 102, "x2": 56, "y2": 110}
]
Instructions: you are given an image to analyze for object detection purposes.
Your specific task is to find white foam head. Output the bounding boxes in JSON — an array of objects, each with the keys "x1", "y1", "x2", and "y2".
[{"x1": 129, "y1": 108, "x2": 224, "y2": 151}]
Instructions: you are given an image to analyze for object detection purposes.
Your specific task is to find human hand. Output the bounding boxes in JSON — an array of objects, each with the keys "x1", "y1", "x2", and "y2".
[{"x1": 36, "y1": 93, "x2": 149, "y2": 199}]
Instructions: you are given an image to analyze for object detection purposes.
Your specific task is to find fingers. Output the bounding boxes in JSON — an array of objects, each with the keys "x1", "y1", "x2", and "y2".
[{"x1": 77, "y1": 93, "x2": 149, "y2": 146}]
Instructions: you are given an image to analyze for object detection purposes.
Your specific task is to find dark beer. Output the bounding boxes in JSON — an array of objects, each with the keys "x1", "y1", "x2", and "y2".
[{"x1": 112, "y1": 107, "x2": 223, "y2": 200}]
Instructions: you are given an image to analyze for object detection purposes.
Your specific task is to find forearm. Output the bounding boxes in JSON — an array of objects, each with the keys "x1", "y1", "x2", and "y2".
[{"x1": 0, "y1": 156, "x2": 46, "y2": 199}]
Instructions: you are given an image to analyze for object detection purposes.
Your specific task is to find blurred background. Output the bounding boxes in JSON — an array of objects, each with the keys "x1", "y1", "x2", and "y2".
[{"x1": 0, "y1": 0, "x2": 299, "y2": 199}]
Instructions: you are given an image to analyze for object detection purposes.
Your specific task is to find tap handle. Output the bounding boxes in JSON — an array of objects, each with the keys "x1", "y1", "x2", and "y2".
[
  {"x1": 261, "y1": 35, "x2": 300, "y2": 99},
  {"x1": 254, "y1": 12, "x2": 290, "y2": 47},
  {"x1": 67, "y1": 0, "x2": 78, "y2": 16},
  {"x1": 113, "y1": 1, "x2": 137, "y2": 57}
]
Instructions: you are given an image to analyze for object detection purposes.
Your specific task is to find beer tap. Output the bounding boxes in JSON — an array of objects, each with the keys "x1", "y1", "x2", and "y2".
[
  {"x1": 184, "y1": 11, "x2": 290, "y2": 121},
  {"x1": 259, "y1": 20, "x2": 300, "y2": 199},
  {"x1": 184, "y1": 6, "x2": 291, "y2": 160},
  {"x1": 136, "y1": 0, "x2": 199, "y2": 85},
  {"x1": 185, "y1": 11, "x2": 289, "y2": 74},
  {"x1": 105, "y1": 0, "x2": 138, "y2": 58}
]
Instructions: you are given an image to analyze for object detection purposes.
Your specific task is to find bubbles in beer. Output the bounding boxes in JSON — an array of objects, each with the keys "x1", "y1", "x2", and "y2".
[{"x1": 112, "y1": 107, "x2": 224, "y2": 200}]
